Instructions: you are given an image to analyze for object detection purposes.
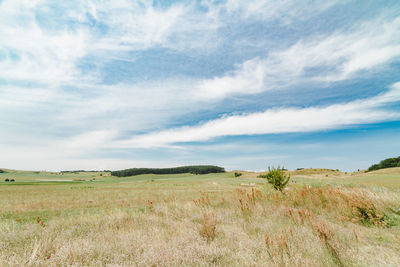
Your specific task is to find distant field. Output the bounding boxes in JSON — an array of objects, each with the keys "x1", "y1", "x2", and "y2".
[
  {"x1": 339, "y1": 168, "x2": 400, "y2": 188},
  {"x1": 1, "y1": 167, "x2": 399, "y2": 188},
  {"x1": 0, "y1": 168, "x2": 399, "y2": 266},
  {"x1": 234, "y1": 167, "x2": 400, "y2": 188}
]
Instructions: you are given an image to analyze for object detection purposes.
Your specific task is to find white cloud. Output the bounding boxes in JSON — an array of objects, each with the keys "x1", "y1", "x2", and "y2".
[
  {"x1": 124, "y1": 82, "x2": 400, "y2": 147},
  {"x1": 61, "y1": 130, "x2": 117, "y2": 152},
  {"x1": 0, "y1": 1, "x2": 91, "y2": 85},
  {"x1": 0, "y1": 0, "x2": 377, "y2": 92},
  {"x1": 0, "y1": 148, "x2": 179, "y2": 171},
  {"x1": 68, "y1": 0, "x2": 223, "y2": 52},
  {"x1": 0, "y1": 86, "x2": 60, "y2": 107},
  {"x1": 1, "y1": 0, "x2": 399, "y2": 172},
  {"x1": 0, "y1": 129, "x2": 120, "y2": 171},
  {"x1": 51, "y1": 78, "x2": 209, "y2": 132},
  {"x1": 220, "y1": 0, "x2": 342, "y2": 23},
  {"x1": 0, "y1": 0, "x2": 221, "y2": 86},
  {"x1": 195, "y1": 16, "x2": 400, "y2": 100}
]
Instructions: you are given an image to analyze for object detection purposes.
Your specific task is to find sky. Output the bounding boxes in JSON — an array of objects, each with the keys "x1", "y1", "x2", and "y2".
[{"x1": 1, "y1": 0, "x2": 400, "y2": 172}]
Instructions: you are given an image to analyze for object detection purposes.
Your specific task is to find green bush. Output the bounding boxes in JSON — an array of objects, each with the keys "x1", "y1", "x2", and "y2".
[
  {"x1": 234, "y1": 172, "x2": 242, "y2": 177},
  {"x1": 260, "y1": 166, "x2": 290, "y2": 191}
]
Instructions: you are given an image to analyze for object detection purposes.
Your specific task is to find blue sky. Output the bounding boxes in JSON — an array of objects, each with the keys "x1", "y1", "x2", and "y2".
[{"x1": 1, "y1": 0, "x2": 400, "y2": 171}]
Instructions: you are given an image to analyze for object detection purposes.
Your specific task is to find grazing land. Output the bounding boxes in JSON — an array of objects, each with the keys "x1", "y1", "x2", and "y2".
[{"x1": 1, "y1": 168, "x2": 400, "y2": 266}]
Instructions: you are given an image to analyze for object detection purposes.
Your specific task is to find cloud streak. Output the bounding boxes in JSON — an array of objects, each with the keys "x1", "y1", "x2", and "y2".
[
  {"x1": 195, "y1": 16, "x2": 400, "y2": 100},
  {"x1": 125, "y1": 83, "x2": 400, "y2": 147}
]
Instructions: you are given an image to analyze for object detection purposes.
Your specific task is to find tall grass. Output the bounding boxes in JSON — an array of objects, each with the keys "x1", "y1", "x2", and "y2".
[{"x1": 0, "y1": 176, "x2": 399, "y2": 266}]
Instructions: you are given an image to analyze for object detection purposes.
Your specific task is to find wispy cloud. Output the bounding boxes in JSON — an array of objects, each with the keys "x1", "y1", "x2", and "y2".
[
  {"x1": 203, "y1": 0, "x2": 343, "y2": 24},
  {"x1": 0, "y1": 0, "x2": 221, "y2": 86},
  {"x1": 0, "y1": 1, "x2": 90, "y2": 85},
  {"x1": 88, "y1": 0, "x2": 221, "y2": 52},
  {"x1": 124, "y1": 82, "x2": 400, "y2": 147},
  {"x1": 195, "y1": 16, "x2": 400, "y2": 100}
]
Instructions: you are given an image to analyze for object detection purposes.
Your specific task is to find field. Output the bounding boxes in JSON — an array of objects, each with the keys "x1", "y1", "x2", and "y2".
[{"x1": 1, "y1": 168, "x2": 400, "y2": 266}]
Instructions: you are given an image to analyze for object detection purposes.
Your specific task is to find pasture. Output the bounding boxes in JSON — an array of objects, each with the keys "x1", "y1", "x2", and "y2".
[{"x1": 0, "y1": 168, "x2": 400, "y2": 266}]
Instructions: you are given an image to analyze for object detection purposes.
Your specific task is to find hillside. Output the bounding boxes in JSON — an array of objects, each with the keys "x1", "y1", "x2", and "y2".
[{"x1": 364, "y1": 166, "x2": 400, "y2": 175}]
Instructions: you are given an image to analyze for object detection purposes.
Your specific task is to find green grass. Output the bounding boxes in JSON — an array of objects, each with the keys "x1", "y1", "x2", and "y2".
[
  {"x1": 1, "y1": 168, "x2": 399, "y2": 188},
  {"x1": 0, "y1": 170, "x2": 261, "y2": 187},
  {"x1": 341, "y1": 174, "x2": 400, "y2": 188},
  {"x1": 290, "y1": 170, "x2": 400, "y2": 189}
]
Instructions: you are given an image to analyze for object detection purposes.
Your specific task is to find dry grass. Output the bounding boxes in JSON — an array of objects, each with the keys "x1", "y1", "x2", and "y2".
[
  {"x1": 0, "y1": 173, "x2": 399, "y2": 266},
  {"x1": 200, "y1": 213, "x2": 217, "y2": 241}
]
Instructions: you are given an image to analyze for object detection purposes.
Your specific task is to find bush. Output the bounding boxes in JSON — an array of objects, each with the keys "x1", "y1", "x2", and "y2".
[
  {"x1": 234, "y1": 172, "x2": 242, "y2": 177},
  {"x1": 260, "y1": 166, "x2": 290, "y2": 191},
  {"x1": 4, "y1": 178, "x2": 9, "y2": 182},
  {"x1": 10, "y1": 179, "x2": 15, "y2": 182}
]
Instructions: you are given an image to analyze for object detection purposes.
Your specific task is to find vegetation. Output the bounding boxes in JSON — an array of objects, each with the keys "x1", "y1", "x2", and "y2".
[
  {"x1": 111, "y1": 165, "x2": 225, "y2": 177},
  {"x1": 0, "y1": 169, "x2": 4, "y2": 173},
  {"x1": 368, "y1": 156, "x2": 400, "y2": 171},
  {"x1": 259, "y1": 166, "x2": 291, "y2": 191},
  {"x1": 0, "y1": 168, "x2": 400, "y2": 265},
  {"x1": 234, "y1": 172, "x2": 242, "y2": 177}
]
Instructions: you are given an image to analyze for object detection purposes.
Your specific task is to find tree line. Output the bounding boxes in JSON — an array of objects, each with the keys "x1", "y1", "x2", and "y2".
[
  {"x1": 368, "y1": 156, "x2": 400, "y2": 171},
  {"x1": 111, "y1": 165, "x2": 225, "y2": 177}
]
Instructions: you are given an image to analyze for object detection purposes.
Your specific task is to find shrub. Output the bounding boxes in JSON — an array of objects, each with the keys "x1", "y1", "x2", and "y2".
[
  {"x1": 234, "y1": 172, "x2": 242, "y2": 177},
  {"x1": 4, "y1": 178, "x2": 9, "y2": 182},
  {"x1": 260, "y1": 166, "x2": 290, "y2": 191},
  {"x1": 10, "y1": 179, "x2": 15, "y2": 182}
]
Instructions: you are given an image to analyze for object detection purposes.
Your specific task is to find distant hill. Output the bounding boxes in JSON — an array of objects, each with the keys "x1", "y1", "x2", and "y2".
[
  {"x1": 288, "y1": 168, "x2": 341, "y2": 176},
  {"x1": 368, "y1": 156, "x2": 400, "y2": 172},
  {"x1": 111, "y1": 165, "x2": 225, "y2": 177},
  {"x1": 363, "y1": 167, "x2": 400, "y2": 175}
]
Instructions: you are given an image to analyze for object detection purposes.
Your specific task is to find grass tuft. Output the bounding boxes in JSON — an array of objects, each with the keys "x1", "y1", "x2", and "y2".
[{"x1": 199, "y1": 213, "x2": 217, "y2": 241}]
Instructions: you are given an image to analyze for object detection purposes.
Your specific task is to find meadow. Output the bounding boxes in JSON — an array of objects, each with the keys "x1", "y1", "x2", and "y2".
[{"x1": 0, "y1": 168, "x2": 400, "y2": 266}]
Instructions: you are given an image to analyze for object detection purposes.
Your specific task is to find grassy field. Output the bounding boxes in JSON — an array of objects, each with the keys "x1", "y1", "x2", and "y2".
[{"x1": 0, "y1": 168, "x2": 400, "y2": 266}]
